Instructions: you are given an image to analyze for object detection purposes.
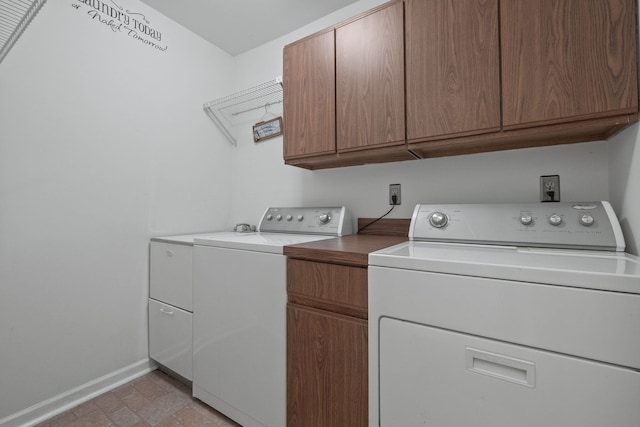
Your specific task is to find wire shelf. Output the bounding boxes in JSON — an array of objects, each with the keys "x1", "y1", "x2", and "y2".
[
  {"x1": 0, "y1": 0, "x2": 48, "y2": 64},
  {"x1": 203, "y1": 76, "x2": 283, "y2": 145}
]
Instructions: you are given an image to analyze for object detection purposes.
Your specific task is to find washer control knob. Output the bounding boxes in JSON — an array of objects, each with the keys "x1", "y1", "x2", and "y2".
[
  {"x1": 318, "y1": 213, "x2": 331, "y2": 225},
  {"x1": 579, "y1": 214, "x2": 595, "y2": 226},
  {"x1": 520, "y1": 214, "x2": 533, "y2": 226},
  {"x1": 266, "y1": 214, "x2": 273, "y2": 221},
  {"x1": 276, "y1": 214, "x2": 283, "y2": 221},
  {"x1": 429, "y1": 212, "x2": 448, "y2": 228},
  {"x1": 549, "y1": 214, "x2": 563, "y2": 226},
  {"x1": 286, "y1": 215, "x2": 293, "y2": 221},
  {"x1": 297, "y1": 215, "x2": 304, "y2": 222}
]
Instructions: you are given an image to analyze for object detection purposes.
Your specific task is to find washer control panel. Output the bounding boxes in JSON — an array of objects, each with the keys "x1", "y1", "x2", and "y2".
[
  {"x1": 258, "y1": 207, "x2": 352, "y2": 236},
  {"x1": 410, "y1": 202, "x2": 625, "y2": 251}
]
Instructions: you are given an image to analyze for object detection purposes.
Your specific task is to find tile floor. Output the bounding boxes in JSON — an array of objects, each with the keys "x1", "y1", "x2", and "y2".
[{"x1": 35, "y1": 370, "x2": 240, "y2": 427}]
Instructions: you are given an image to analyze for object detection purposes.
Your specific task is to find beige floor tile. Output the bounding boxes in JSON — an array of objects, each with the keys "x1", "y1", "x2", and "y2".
[
  {"x1": 108, "y1": 406, "x2": 142, "y2": 427},
  {"x1": 119, "y1": 389, "x2": 153, "y2": 413},
  {"x1": 131, "y1": 377, "x2": 170, "y2": 402},
  {"x1": 154, "y1": 417, "x2": 181, "y2": 427},
  {"x1": 111, "y1": 384, "x2": 136, "y2": 399},
  {"x1": 94, "y1": 392, "x2": 126, "y2": 415},
  {"x1": 72, "y1": 400, "x2": 101, "y2": 418},
  {"x1": 135, "y1": 401, "x2": 174, "y2": 426},
  {"x1": 35, "y1": 410, "x2": 78, "y2": 427},
  {"x1": 35, "y1": 370, "x2": 242, "y2": 427},
  {"x1": 172, "y1": 406, "x2": 216, "y2": 427},
  {"x1": 66, "y1": 410, "x2": 113, "y2": 427}
]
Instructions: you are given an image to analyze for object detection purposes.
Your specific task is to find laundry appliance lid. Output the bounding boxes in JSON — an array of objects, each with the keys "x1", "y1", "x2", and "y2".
[
  {"x1": 369, "y1": 241, "x2": 640, "y2": 294},
  {"x1": 194, "y1": 232, "x2": 334, "y2": 254}
]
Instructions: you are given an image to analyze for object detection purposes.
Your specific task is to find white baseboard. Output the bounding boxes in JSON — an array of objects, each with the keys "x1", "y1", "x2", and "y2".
[{"x1": 0, "y1": 358, "x2": 158, "y2": 427}]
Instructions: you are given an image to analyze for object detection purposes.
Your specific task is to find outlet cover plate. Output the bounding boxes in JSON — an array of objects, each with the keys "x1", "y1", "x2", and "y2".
[
  {"x1": 540, "y1": 175, "x2": 560, "y2": 202},
  {"x1": 389, "y1": 184, "x2": 401, "y2": 205}
]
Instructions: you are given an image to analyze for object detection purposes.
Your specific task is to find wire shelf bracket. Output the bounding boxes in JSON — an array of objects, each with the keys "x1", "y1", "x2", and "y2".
[{"x1": 203, "y1": 76, "x2": 284, "y2": 145}]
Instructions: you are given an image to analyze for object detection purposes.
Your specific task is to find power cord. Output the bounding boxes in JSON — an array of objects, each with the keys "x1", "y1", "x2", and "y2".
[{"x1": 358, "y1": 194, "x2": 398, "y2": 233}]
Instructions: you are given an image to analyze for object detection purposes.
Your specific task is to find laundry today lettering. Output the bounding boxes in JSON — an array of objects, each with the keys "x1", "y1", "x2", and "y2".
[
  {"x1": 80, "y1": 7, "x2": 162, "y2": 41},
  {"x1": 87, "y1": 10, "x2": 122, "y2": 33},
  {"x1": 75, "y1": 1, "x2": 168, "y2": 52}
]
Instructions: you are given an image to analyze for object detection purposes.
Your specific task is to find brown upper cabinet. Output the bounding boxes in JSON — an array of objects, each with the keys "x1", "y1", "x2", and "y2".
[
  {"x1": 501, "y1": 0, "x2": 638, "y2": 129},
  {"x1": 336, "y1": 0, "x2": 405, "y2": 152},
  {"x1": 405, "y1": 0, "x2": 501, "y2": 142},
  {"x1": 284, "y1": 1, "x2": 414, "y2": 169},
  {"x1": 282, "y1": 0, "x2": 639, "y2": 170},
  {"x1": 283, "y1": 28, "x2": 336, "y2": 159}
]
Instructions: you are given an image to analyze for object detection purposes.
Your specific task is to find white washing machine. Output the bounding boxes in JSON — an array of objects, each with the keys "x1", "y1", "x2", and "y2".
[
  {"x1": 369, "y1": 202, "x2": 640, "y2": 427},
  {"x1": 193, "y1": 207, "x2": 352, "y2": 427}
]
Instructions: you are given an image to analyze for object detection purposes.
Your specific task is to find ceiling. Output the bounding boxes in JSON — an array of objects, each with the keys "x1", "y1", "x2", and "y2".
[{"x1": 139, "y1": 0, "x2": 360, "y2": 56}]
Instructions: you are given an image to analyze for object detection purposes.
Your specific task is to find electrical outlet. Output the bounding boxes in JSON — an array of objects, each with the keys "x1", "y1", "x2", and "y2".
[
  {"x1": 540, "y1": 175, "x2": 560, "y2": 202},
  {"x1": 389, "y1": 184, "x2": 401, "y2": 205}
]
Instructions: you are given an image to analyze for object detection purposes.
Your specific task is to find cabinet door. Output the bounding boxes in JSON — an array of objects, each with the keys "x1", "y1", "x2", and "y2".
[
  {"x1": 406, "y1": 0, "x2": 500, "y2": 142},
  {"x1": 283, "y1": 29, "x2": 336, "y2": 159},
  {"x1": 150, "y1": 242, "x2": 192, "y2": 312},
  {"x1": 501, "y1": 0, "x2": 638, "y2": 129},
  {"x1": 287, "y1": 304, "x2": 368, "y2": 427},
  {"x1": 336, "y1": 1, "x2": 405, "y2": 152},
  {"x1": 287, "y1": 258, "x2": 368, "y2": 318},
  {"x1": 149, "y1": 298, "x2": 192, "y2": 380}
]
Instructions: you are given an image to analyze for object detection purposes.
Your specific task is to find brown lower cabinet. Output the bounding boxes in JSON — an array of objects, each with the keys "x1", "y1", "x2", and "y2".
[{"x1": 286, "y1": 258, "x2": 368, "y2": 427}]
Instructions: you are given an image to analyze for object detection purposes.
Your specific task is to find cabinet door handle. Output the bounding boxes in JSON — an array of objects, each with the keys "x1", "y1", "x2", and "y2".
[
  {"x1": 166, "y1": 250, "x2": 174, "y2": 257},
  {"x1": 159, "y1": 307, "x2": 174, "y2": 315}
]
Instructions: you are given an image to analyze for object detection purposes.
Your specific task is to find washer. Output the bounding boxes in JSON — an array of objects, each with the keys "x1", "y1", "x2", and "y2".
[
  {"x1": 368, "y1": 202, "x2": 640, "y2": 427},
  {"x1": 192, "y1": 207, "x2": 352, "y2": 427}
]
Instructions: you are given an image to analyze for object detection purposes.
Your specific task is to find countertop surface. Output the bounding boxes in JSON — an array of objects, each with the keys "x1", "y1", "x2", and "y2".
[{"x1": 284, "y1": 234, "x2": 408, "y2": 267}]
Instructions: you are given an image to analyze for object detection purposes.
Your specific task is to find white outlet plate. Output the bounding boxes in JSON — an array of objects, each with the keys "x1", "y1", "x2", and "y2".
[
  {"x1": 389, "y1": 184, "x2": 401, "y2": 205},
  {"x1": 540, "y1": 175, "x2": 560, "y2": 202}
]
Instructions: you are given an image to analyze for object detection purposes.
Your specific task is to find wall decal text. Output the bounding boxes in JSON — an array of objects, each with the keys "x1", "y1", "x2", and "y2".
[{"x1": 73, "y1": 0, "x2": 168, "y2": 52}]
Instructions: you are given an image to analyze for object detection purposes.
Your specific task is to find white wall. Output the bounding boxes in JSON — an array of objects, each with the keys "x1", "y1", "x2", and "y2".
[
  {"x1": 609, "y1": 124, "x2": 640, "y2": 255},
  {"x1": 607, "y1": 0, "x2": 640, "y2": 256},
  {"x1": 0, "y1": 0, "x2": 234, "y2": 422},
  {"x1": 229, "y1": 1, "x2": 614, "y2": 236}
]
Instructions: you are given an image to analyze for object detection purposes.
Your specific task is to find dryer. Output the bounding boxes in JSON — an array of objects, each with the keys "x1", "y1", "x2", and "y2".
[{"x1": 368, "y1": 202, "x2": 640, "y2": 427}]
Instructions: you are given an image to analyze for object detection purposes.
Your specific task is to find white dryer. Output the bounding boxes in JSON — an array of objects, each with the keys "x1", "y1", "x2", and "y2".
[
  {"x1": 369, "y1": 202, "x2": 640, "y2": 427},
  {"x1": 193, "y1": 207, "x2": 352, "y2": 427}
]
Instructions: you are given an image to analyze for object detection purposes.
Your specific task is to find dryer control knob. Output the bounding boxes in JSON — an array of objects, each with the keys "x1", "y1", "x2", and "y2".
[
  {"x1": 266, "y1": 214, "x2": 273, "y2": 221},
  {"x1": 429, "y1": 212, "x2": 448, "y2": 228},
  {"x1": 286, "y1": 215, "x2": 293, "y2": 221},
  {"x1": 520, "y1": 214, "x2": 533, "y2": 225},
  {"x1": 297, "y1": 215, "x2": 304, "y2": 222},
  {"x1": 549, "y1": 214, "x2": 563, "y2": 226},
  {"x1": 276, "y1": 214, "x2": 283, "y2": 221},
  {"x1": 318, "y1": 213, "x2": 331, "y2": 225},
  {"x1": 580, "y1": 214, "x2": 595, "y2": 226}
]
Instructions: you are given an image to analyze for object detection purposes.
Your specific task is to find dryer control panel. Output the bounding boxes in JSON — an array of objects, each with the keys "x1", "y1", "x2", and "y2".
[{"x1": 409, "y1": 202, "x2": 625, "y2": 251}]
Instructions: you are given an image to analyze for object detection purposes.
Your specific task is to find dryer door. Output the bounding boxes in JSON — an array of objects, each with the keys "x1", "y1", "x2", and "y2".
[{"x1": 379, "y1": 317, "x2": 640, "y2": 427}]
